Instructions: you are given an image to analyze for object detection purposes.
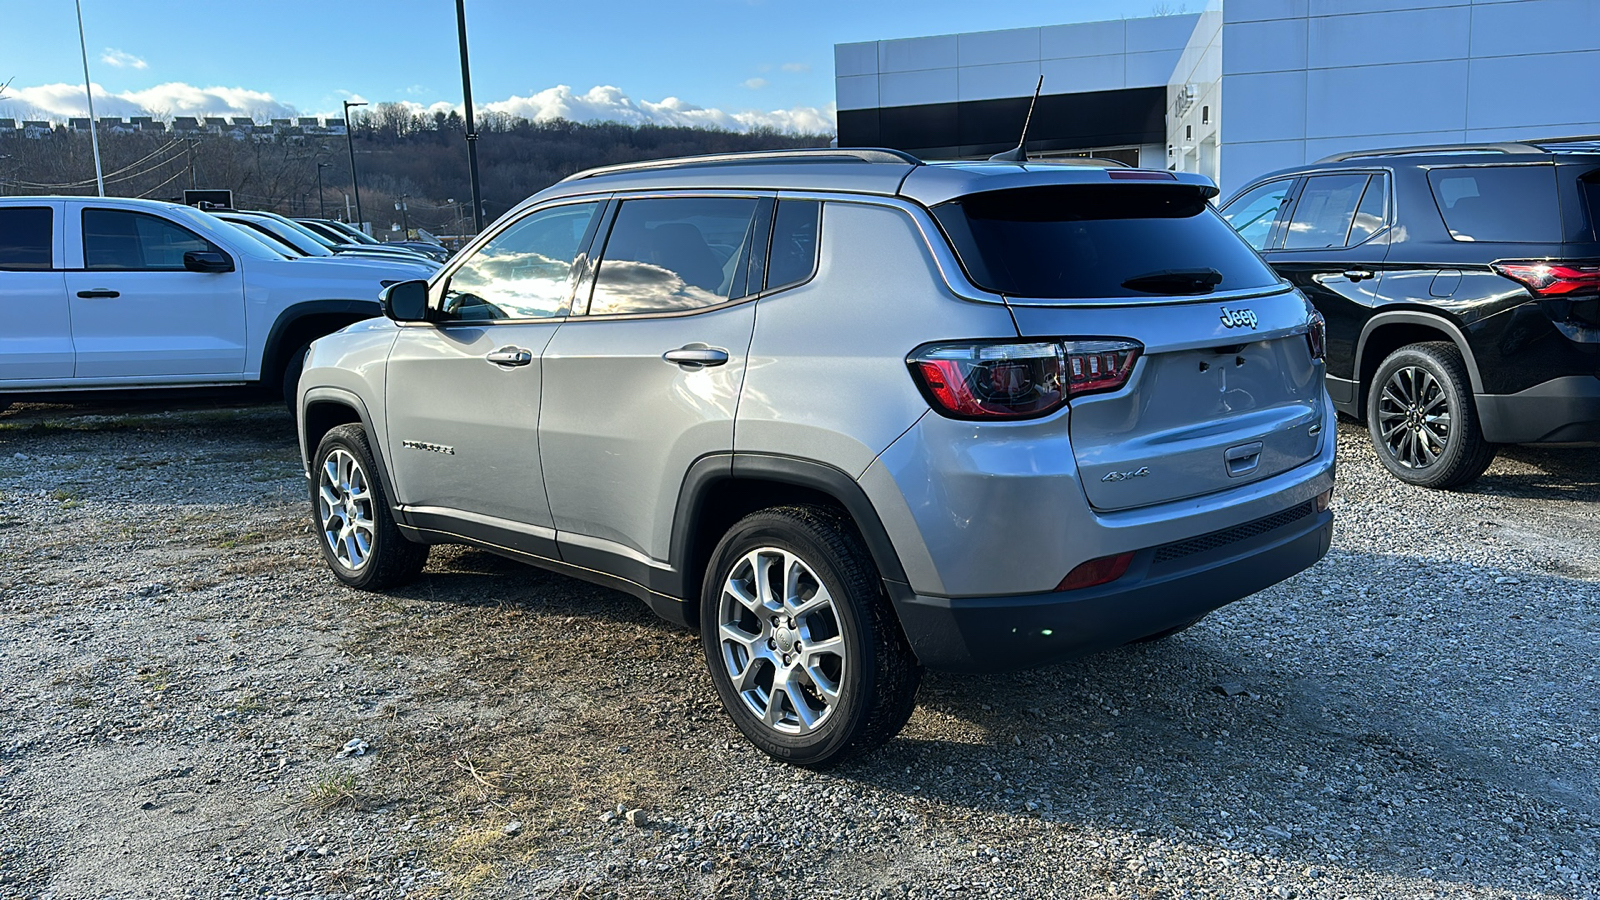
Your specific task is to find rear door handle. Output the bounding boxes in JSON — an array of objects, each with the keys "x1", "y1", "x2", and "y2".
[
  {"x1": 76, "y1": 289, "x2": 120, "y2": 299},
  {"x1": 485, "y1": 346, "x2": 533, "y2": 367},
  {"x1": 662, "y1": 346, "x2": 730, "y2": 369},
  {"x1": 1342, "y1": 269, "x2": 1375, "y2": 282}
]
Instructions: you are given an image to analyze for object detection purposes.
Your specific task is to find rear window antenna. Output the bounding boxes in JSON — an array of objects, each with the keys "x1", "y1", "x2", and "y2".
[{"x1": 989, "y1": 75, "x2": 1044, "y2": 163}]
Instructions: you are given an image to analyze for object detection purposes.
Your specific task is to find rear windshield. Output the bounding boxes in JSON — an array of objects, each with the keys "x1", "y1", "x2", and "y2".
[
  {"x1": 931, "y1": 185, "x2": 1282, "y2": 299},
  {"x1": 1426, "y1": 165, "x2": 1561, "y2": 243}
]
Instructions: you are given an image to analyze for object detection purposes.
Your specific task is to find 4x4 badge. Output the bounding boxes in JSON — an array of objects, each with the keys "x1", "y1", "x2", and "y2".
[
  {"x1": 1101, "y1": 466, "x2": 1151, "y2": 483},
  {"x1": 1219, "y1": 307, "x2": 1259, "y2": 330}
]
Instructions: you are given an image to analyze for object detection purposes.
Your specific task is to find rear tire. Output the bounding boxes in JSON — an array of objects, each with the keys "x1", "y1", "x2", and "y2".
[
  {"x1": 311, "y1": 424, "x2": 427, "y2": 590},
  {"x1": 700, "y1": 505, "x2": 921, "y2": 768},
  {"x1": 1366, "y1": 342, "x2": 1496, "y2": 489},
  {"x1": 281, "y1": 343, "x2": 311, "y2": 418}
]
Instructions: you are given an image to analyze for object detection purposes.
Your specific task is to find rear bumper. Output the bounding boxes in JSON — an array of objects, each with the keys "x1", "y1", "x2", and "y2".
[
  {"x1": 1477, "y1": 376, "x2": 1600, "y2": 444},
  {"x1": 888, "y1": 504, "x2": 1333, "y2": 674}
]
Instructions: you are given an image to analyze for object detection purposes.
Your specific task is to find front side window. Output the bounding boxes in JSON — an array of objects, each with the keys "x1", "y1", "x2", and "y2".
[
  {"x1": 0, "y1": 207, "x2": 53, "y2": 270},
  {"x1": 1220, "y1": 180, "x2": 1293, "y2": 250},
  {"x1": 588, "y1": 196, "x2": 761, "y2": 316},
  {"x1": 1428, "y1": 165, "x2": 1561, "y2": 243},
  {"x1": 440, "y1": 201, "x2": 601, "y2": 320},
  {"x1": 1282, "y1": 174, "x2": 1370, "y2": 250},
  {"x1": 83, "y1": 209, "x2": 218, "y2": 270}
]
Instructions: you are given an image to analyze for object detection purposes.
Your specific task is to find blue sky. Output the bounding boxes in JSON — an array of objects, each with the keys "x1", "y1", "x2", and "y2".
[{"x1": 3, "y1": 0, "x2": 1181, "y2": 131}]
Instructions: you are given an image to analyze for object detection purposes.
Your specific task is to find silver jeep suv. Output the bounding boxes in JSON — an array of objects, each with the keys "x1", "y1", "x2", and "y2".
[{"x1": 297, "y1": 149, "x2": 1336, "y2": 766}]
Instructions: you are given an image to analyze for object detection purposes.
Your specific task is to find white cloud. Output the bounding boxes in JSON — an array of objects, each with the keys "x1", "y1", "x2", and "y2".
[
  {"x1": 743, "y1": 77, "x2": 769, "y2": 90},
  {"x1": 0, "y1": 80, "x2": 836, "y2": 135},
  {"x1": 100, "y1": 48, "x2": 147, "y2": 70},
  {"x1": 780, "y1": 63, "x2": 811, "y2": 73}
]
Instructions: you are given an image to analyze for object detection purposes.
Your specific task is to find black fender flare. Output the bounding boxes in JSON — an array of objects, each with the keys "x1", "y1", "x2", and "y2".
[
  {"x1": 263, "y1": 299, "x2": 383, "y2": 377},
  {"x1": 1355, "y1": 310, "x2": 1485, "y2": 395},
  {"x1": 299, "y1": 386, "x2": 401, "y2": 518},
  {"x1": 667, "y1": 452, "x2": 910, "y2": 602}
]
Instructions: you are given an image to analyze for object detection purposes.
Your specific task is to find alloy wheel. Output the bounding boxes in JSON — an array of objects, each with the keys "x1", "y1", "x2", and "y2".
[
  {"x1": 1375, "y1": 364, "x2": 1452, "y2": 469},
  {"x1": 716, "y1": 547, "x2": 847, "y2": 735},
  {"x1": 317, "y1": 448, "x2": 376, "y2": 570}
]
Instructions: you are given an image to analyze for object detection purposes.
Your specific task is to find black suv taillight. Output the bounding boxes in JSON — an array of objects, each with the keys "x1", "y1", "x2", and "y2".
[
  {"x1": 1492, "y1": 261, "x2": 1600, "y2": 297},
  {"x1": 907, "y1": 340, "x2": 1141, "y2": 420}
]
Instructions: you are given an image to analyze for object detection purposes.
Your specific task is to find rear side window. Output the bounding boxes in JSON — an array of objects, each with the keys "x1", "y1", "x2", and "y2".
[
  {"x1": 83, "y1": 209, "x2": 219, "y2": 270},
  {"x1": 0, "y1": 207, "x2": 53, "y2": 270},
  {"x1": 1220, "y1": 179, "x2": 1292, "y2": 250},
  {"x1": 765, "y1": 200, "x2": 820, "y2": 291},
  {"x1": 932, "y1": 185, "x2": 1281, "y2": 299},
  {"x1": 589, "y1": 196, "x2": 760, "y2": 315},
  {"x1": 1347, "y1": 174, "x2": 1389, "y2": 245},
  {"x1": 1283, "y1": 174, "x2": 1369, "y2": 250},
  {"x1": 1427, "y1": 166, "x2": 1561, "y2": 243}
]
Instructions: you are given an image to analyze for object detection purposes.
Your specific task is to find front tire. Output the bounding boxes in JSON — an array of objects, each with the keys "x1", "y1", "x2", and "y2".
[
  {"x1": 311, "y1": 424, "x2": 427, "y2": 590},
  {"x1": 281, "y1": 343, "x2": 311, "y2": 418},
  {"x1": 1366, "y1": 342, "x2": 1496, "y2": 489},
  {"x1": 700, "y1": 506, "x2": 921, "y2": 768}
]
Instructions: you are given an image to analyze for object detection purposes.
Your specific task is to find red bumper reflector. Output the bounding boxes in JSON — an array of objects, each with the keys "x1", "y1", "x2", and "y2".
[
  {"x1": 1315, "y1": 488, "x2": 1333, "y2": 513},
  {"x1": 1055, "y1": 552, "x2": 1135, "y2": 592}
]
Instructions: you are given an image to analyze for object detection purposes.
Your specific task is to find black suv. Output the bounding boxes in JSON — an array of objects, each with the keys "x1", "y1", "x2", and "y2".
[{"x1": 1220, "y1": 138, "x2": 1600, "y2": 488}]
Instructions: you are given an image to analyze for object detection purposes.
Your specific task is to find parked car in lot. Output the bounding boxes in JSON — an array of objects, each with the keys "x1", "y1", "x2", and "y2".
[
  {"x1": 211, "y1": 211, "x2": 439, "y2": 278},
  {"x1": 296, "y1": 217, "x2": 451, "y2": 263},
  {"x1": 1220, "y1": 138, "x2": 1600, "y2": 488},
  {"x1": 0, "y1": 196, "x2": 400, "y2": 411},
  {"x1": 297, "y1": 149, "x2": 1336, "y2": 766},
  {"x1": 227, "y1": 211, "x2": 437, "y2": 267}
]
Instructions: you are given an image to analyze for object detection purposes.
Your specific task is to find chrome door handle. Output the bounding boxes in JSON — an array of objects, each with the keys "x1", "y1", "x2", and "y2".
[
  {"x1": 1343, "y1": 269, "x2": 1375, "y2": 282},
  {"x1": 76, "y1": 289, "x2": 120, "y2": 299},
  {"x1": 485, "y1": 346, "x2": 533, "y2": 367},
  {"x1": 662, "y1": 346, "x2": 729, "y2": 368}
]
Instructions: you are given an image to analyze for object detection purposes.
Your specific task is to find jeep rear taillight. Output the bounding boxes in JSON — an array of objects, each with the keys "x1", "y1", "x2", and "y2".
[
  {"x1": 908, "y1": 340, "x2": 1141, "y2": 420},
  {"x1": 1307, "y1": 309, "x2": 1327, "y2": 361},
  {"x1": 1492, "y1": 261, "x2": 1600, "y2": 297}
]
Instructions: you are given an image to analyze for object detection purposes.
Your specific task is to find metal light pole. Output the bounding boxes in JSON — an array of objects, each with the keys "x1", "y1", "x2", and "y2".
[
  {"x1": 315, "y1": 162, "x2": 331, "y2": 219},
  {"x1": 342, "y1": 100, "x2": 367, "y2": 231},
  {"x1": 455, "y1": 0, "x2": 485, "y2": 233},
  {"x1": 74, "y1": 0, "x2": 105, "y2": 196}
]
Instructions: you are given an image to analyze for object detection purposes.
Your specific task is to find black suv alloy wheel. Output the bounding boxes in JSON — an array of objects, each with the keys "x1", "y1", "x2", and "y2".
[{"x1": 1367, "y1": 343, "x2": 1496, "y2": 489}]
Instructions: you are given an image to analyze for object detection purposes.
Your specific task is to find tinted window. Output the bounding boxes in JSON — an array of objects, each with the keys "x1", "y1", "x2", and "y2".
[
  {"x1": 1347, "y1": 174, "x2": 1388, "y2": 245},
  {"x1": 442, "y1": 201, "x2": 600, "y2": 320},
  {"x1": 765, "y1": 200, "x2": 820, "y2": 290},
  {"x1": 589, "y1": 197, "x2": 760, "y2": 315},
  {"x1": 0, "y1": 207, "x2": 53, "y2": 270},
  {"x1": 1283, "y1": 174, "x2": 1369, "y2": 250},
  {"x1": 931, "y1": 185, "x2": 1281, "y2": 299},
  {"x1": 1428, "y1": 166, "x2": 1561, "y2": 243},
  {"x1": 1220, "y1": 180, "x2": 1292, "y2": 250},
  {"x1": 83, "y1": 209, "x2": 217, "y2": 270}
]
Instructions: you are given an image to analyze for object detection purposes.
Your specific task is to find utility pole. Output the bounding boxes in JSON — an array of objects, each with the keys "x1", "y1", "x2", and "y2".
[
  {"x1": 456, "y1": 0, "x2": 485, "y2": 233},
  {"x1": 316, "y1": 162, "x2": 331, "y2": 218},
  {"x1": 74, "y1": 0, "x2": 105, "y2": 196},
  {"x1": 187, "y1": 139, "x2": 198, "y2": 189},
  {"x1": 396, "y1": 194, "x2": 410, "y2": 238},
  {"x1": 343, "y1": 100, "x2": 367, "y2": 231}
]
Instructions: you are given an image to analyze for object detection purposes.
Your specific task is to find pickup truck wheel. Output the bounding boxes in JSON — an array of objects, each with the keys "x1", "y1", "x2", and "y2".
[
  {"x1": 701, "y1": 506, "x2": 921, "y2": 768},
  {"x1": 281, "y1": 343, "x2": 311, "y2": 417},
  {"x1": 311, "y1": 424, "x2": 427, "y2": 590},
  {"x1": 1367, "y1": 342, "x2": 1496, "y2": 489}
]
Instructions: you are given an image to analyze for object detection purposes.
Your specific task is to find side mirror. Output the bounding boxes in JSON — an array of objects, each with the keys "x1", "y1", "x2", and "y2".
[
  {"x1": 381, "y1": 280, "x2": 432, "y2": 323},
  {"x1": 183, "y1": 250, "x2": 234, "y2": 273}
]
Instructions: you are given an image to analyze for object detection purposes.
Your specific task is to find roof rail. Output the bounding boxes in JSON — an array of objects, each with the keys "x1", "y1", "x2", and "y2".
[
  {"x1": 560, "y1": 147, "x2": 922, "y2": 183},
  {"x1": 1317, "y1": 142, "x2": 1544, "y2": 163},
  {"x1": 1526, "y1": 133, "x2": 1600, "y2": 147}
]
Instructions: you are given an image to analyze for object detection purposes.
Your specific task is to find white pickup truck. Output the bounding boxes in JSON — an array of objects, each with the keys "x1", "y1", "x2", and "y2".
[{"x1": 0, "y1": 195, "x2": 426, "y2": 411}]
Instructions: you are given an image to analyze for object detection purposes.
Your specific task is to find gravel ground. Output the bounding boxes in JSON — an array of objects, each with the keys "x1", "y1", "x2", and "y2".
[{"x1": 0, "y1": 399, "x2": 1596, "y2": 900}]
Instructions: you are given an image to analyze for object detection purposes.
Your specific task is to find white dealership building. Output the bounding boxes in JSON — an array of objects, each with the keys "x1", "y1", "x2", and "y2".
[{"x1": 834, "y1": 0, "x2": 1600, "y2": 195}]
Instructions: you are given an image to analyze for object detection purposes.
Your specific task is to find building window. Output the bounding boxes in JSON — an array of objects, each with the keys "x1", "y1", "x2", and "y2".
[
  {"x1": 1202, "y1": 106, "x2": 1210, "y2": 125},
  {"x1": 1185, "y1": 125, "x2": 1192, "y2": 141}
]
